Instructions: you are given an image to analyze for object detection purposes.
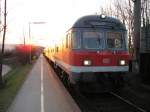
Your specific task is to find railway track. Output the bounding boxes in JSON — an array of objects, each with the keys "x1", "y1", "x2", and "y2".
[
  {"x1": 47, "y1": 60, "x2": 148, "y2": 112},
  {"x1": 70, "y1": 90, "x2": 147, "y2": 112}
]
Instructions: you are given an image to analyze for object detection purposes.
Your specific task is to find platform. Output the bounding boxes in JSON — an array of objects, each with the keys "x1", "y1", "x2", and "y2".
[{"x1": 7, "y1": 55, "x2": 81, "y2": 112}]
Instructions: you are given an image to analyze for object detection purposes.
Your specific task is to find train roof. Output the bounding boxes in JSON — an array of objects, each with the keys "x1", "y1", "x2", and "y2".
[{"x1": 72, "y1": 15, "x2": 126, "y2": 30}]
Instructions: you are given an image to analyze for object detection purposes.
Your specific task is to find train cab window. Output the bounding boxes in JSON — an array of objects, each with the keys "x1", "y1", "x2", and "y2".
[
  {"x1": 83, "y1": 31, "x2": 103, "y2": 49},
  {"x1": 107, "y1": 32, "x2": 123, "y2": 49},
  {"x1": 72, "y1": 31, "x2": 81, "y2": 49}
]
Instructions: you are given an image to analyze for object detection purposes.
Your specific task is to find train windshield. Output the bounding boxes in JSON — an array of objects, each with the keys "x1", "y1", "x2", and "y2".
[
  {"x1": 106, "y1": 32, "x2": 123, "y2": 49},
  {"x1": 83, "y1": 31, "x2": 103, "y2": 49}
]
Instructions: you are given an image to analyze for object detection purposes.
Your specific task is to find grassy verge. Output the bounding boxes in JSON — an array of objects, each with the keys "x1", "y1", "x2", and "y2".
[{"x1": 0, "y1": 64, "x2": 32, "y2": 112}]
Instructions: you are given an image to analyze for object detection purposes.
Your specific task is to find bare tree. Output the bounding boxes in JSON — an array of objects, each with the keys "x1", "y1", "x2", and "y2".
[
  {"x1": 141, "y1": 0, "x2": 150, "y2": 26},
  {"x1": 98, "y1": 0, "x2": 134, "y2": 55},
  {"x1": 141, "y1": 0, "x2": 150, "y2": 52},
  {"x1": 0, "y1": 0, "x2": 1, "y2": 36}
]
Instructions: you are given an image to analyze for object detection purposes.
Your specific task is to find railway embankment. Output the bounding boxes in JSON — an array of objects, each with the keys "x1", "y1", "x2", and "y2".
[{"x1": 0, "y1": 57, "x2": 34, "y2": 112}]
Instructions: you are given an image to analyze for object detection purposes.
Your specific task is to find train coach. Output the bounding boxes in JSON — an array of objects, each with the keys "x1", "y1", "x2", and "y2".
[{"x1": 44, "y1": 15, "x2": 130, "y2": 91}]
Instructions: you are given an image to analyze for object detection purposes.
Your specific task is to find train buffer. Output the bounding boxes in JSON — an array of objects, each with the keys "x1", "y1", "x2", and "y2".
[{"x1": 7, "y1": 55, "x2": 81, "y2": 112}]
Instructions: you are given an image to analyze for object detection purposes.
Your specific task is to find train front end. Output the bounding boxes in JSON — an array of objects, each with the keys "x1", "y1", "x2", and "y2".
[{"x1": 67, "y1": 15, "x2": 130, "y2": 88}]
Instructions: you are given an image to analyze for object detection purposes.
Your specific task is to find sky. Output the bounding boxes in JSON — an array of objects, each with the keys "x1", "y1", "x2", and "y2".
[{"x1": 0, "y1": 0, "x2": 112, "y2": 47}]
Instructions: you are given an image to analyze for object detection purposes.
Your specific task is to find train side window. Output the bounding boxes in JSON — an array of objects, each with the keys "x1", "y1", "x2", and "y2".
[
  {"x1": 72, "y1": 31, "x2": 81, "y2": 49},
  {"x1": 66, "y1": 34, "x2": 69, "y2": 48},
  {"x1": 62, "y1": 39, "x2": 64, "y2": 50},
  {"x1": 55, "y1": 46, "x2": 59, "y2": 52},
  {"x1": 68, "y1": 33, "x2": 71, "y2": 48},
  {"x1": 69, "y1": 34, "x2": 72, "y2": 48}
]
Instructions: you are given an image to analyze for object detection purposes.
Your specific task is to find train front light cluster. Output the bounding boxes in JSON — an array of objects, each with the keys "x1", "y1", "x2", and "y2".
[
  {"x1": 83, "y1": 60, "x2": 92, "y2": 66},
  {"x1": 119, "y1": 60, "x2": 126, "y2": 66},
  {"x1": 101, "y1": 14, "x2": 106, "y2": 19}
]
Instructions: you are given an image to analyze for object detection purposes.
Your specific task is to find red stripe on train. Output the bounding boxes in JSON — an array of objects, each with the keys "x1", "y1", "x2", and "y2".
[{"x1": 57, "y1": 50, "x2": 130, "y2": 66}]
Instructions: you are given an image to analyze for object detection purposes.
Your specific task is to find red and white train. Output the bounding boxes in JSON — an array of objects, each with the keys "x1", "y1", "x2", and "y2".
[{"x1": 44, "y1": 15, "x2": 130, "y2": 90}]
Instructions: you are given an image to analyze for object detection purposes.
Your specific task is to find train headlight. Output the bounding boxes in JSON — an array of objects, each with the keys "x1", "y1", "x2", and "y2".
[
  {"x1": 119, "y1": 60, "x2": 126, "y2": 66},
  {"x1": 83, "y1": 60, "x2": 92, "y2": 66},
  {"x1": 100, "y1": 14, "x2": 106, "y2": 19}
]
